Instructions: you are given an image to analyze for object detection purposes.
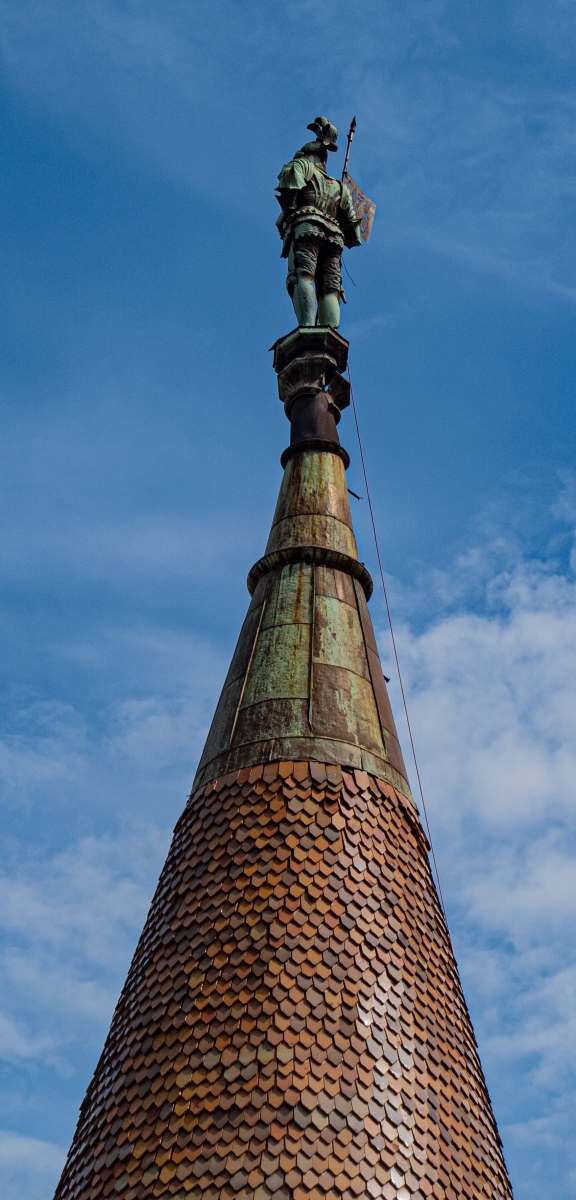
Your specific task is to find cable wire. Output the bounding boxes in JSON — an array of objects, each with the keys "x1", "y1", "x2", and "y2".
[{"x1": 347, "y1": 365, "x2": 450, "y2": 927}]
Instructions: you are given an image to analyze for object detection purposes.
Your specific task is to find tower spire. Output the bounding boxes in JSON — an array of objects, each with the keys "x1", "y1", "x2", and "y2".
[{"x1": 53, "y1": 120, "x2": 514, "y2": 1200}]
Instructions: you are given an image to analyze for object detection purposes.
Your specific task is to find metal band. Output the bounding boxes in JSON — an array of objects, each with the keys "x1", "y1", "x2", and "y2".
[
  {"x1": 280, "y1": 440, "x2": 350, "y2": 469},
  {"x1": 247, "y1": 544, "x2": 373, "y2": 600}
]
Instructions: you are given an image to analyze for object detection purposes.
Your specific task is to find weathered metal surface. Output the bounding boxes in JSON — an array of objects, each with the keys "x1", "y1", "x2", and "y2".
[
  {"x1": 266, "y1": 451, "x2": 357, "y2": 557},
  {"x1": 277, "y1": 353, "x2": 335, "y2": 413},
  {"x1": 287, "y1": 390, "x2": 341, "y2": 446},
  {"x1": 267, "y1": 513, "x2": 354, "y2": 556},
  {"x1": 244, "y1": 622, "x2": 311, "y2": 708},
  {"x1": 271, "y1": 449, "x2": 352, "y2": 525},
  {"x1": 194, "y1": 449, "x2": 410, "y2": 797},
  {"x1": 54, "y1": 761, "x2": 515, "y2": 1200},
  {"x1": 194, "y1": 555, "x2": 396, "y2": 788},
  {"x1": 310, "y1": 662, "x2": 383, "y2": 753},
  {"x1": 195, "y1": 324, "x2": 411, "y2": 796},
  {"x1": 194, "y1": 732, "x2": 410, "y2": 796},
  {"x1": 275, "y1": 328, "x2": 352, "y2": 464}
]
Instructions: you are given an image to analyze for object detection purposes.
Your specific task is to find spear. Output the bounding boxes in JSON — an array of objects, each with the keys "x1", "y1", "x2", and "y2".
[{"x1": 341, "y1": 116, "x2": 357, "y2": 181}]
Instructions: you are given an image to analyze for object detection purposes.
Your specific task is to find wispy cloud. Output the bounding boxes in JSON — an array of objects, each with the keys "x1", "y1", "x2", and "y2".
[
  {"x1": 0, "y1": 1129, "x2": 65, "y2": 1170},
  {"x1": 377, "y1": 505, "x2": 576, "y2": 1197},
  {"x1": 0, "y1": 1130, "x2": 66, "y2": 1200},
  {"x1": 0, "y1": 1014, "x2": 54, "y2": 1061},
  {"x1": 0, "y1": 618, "x2": 227, "y2": 1098}
]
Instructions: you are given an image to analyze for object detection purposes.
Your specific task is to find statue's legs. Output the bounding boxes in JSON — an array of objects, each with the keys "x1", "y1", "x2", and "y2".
[
  {"x1": 317, "y1": 292, "x2": 340, "y2": 328},
  {"x1": 317, "y1": 246, "x2": 343, "y2": 330},
  {"x1": 293, "y1": 274, "x2": 317, "y2": 326},
  {"x1": 287, "y1": 237, "x2": 344, "y2": 329},
  {"x1": 287, "y1": 238, "x2": 320, "y2": 327}
]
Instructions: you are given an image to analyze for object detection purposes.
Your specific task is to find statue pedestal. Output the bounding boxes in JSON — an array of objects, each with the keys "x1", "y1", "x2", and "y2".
[{"x1": 271, "y1": 326, "x2": 351, "y2": 466}]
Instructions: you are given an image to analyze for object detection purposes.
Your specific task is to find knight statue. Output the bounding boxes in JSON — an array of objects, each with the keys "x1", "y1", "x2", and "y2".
[{"x1": 276, "y1": 116, "x2": 362, "y2": 329}]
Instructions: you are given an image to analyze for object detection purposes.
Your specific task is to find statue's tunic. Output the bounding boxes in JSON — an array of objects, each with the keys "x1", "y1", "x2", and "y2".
[{"x1": 275, "y1": 154, "x2": 361, "y2": 258}]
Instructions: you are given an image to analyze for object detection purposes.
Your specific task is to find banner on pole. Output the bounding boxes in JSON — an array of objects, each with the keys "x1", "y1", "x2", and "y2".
[{"x1": 344, "y1": 173, "x2": 376, "y2": 243}]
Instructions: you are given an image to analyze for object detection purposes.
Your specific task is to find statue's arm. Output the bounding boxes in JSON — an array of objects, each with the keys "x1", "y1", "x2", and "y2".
[
  {"x1": 275, "y1": 157, "x2": 315, "y2": 235},
  {"x1": 339, "y1": 183, "x2": 362, "y2": 248},
  {"x1": 276, "y1": 157, "x2": 314, "y2": 193}
]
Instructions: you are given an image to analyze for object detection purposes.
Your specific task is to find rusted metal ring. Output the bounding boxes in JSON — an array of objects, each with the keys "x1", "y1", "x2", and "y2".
[
  {"x1": 247, "y1": 545, "x2": 373, "y2": 599},
  {"x1": 280, "y1": 439, "x2": 350, "y2": 469}
]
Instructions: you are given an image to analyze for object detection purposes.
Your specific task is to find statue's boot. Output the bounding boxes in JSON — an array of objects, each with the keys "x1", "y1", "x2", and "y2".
[
  {"x1": 318, "y1": 291, "x2": 340, "y2": 329},
  {"x1": 293, "y1": 273, "x2": 316, "y2": 326}
]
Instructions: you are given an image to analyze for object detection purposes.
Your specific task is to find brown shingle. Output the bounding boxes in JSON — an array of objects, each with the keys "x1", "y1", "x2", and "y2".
[{"x1": 54, "y1": 762, "x2": 512, "y2": 1200}]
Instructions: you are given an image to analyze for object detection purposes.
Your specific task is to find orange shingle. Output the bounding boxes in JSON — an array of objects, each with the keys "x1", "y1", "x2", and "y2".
[{"x1": 55, "y1": 762, "x2": 512, "y2": 1200}]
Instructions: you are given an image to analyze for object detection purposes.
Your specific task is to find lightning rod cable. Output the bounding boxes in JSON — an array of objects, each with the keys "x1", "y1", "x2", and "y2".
[{"x1": 346, "y1": 364, "x2": 450, "y2": 929}]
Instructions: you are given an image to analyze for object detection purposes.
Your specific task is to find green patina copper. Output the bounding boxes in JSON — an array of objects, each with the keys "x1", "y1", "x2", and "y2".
[
  {"x1": 266, "y1": 450, "x2": 357, "y2": 557},
  {"x1": 193, "y1": 448, "x2": 411, "y2": 800}
]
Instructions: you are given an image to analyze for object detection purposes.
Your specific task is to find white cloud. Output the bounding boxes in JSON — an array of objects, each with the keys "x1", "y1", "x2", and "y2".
[
  {"x1": 0, "y1": 1130, "x2": 65, "y2": 1170},
  {"x1": 0, "y1": 824, "x2": 165, "y2": 1055},
  {"x1": 0, "y1": 625, "x2": 225, "y2": 1069},
  {"x1": 0, "y1": 703, "x2": 87, "y2": 798},
  {"x1": 378, "y1": 521, "x2": 576, "y2": 1196},
  {"x1": 0, "y1": 1014, "x2": 54, "y2": 1061},
  {"x1": 0, "y1": 623, "x2": 224, "y2": 814},
  {"x1": 0, "y1": 1131, "x2": 66, "y2": 1200}
]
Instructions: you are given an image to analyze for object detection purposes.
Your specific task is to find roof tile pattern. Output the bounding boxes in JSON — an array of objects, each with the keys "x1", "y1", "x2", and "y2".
[{"x1": 54, "y1": 762, "x2": 513, "y2": 1200}]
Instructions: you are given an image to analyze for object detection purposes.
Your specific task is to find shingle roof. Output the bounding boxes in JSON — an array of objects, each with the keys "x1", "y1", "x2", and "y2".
[{"x1": 55, "y1": 760, "x2": 513, "y2": 1200}]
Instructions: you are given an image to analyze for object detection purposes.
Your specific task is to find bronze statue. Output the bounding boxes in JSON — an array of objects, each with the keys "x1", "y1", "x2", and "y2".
[{"x1": 276, "y1": 117, "x2": 362, "y2": 329}]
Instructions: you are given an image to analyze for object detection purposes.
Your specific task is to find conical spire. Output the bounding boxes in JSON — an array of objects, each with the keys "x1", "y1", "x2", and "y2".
[
  {"x1": 195, "y1": 426, "x2": 407, "y2": 792},
  {"x1": 195, "y1": 329, "x2": 407, "y2": 796},
  {"x1": 54, "y1": 329, "x2": 514, "y2": 1200}
]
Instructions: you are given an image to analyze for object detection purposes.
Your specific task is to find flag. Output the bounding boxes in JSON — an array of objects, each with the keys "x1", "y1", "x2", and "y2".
[{"x1": 344, "y1": 173, "x2": 376, "y2": 243}]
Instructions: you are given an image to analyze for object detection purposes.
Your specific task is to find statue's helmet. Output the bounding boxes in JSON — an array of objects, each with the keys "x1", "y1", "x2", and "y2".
[{"x1": 306, "y1": 116, "x2": 338, "y2": 151}]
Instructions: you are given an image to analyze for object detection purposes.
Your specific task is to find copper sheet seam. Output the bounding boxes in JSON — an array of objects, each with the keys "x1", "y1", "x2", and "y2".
[
  {"x1": 308, "y1": 565, "x2": 316, "y2": 732},
  {"x1": 353, "y1": 577, "x2": 388, "y2": 760},
  {"x1": 229, "y1": 598, "x2": 267, "y2": 748}
]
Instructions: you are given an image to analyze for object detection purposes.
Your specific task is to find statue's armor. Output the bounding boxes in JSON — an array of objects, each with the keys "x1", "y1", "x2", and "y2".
[
  {"x1": 297, "y1": 171, "x2": 343, "y2": 220},
  {"x1": 276, "y1": 152, "x2": 361, "y2": 258}
]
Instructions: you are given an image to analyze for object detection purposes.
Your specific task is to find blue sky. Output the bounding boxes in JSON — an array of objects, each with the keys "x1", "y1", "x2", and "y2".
[{"x1": 0, "y1": 2, "x2": 575, "y2": 1197}]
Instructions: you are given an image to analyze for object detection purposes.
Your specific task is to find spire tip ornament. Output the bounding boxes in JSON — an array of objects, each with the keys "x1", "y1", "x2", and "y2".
[
  {"x1": 275, "y1": 117, "x2": 377, "y2": 329},
  {"x1": 275, "y1": 117, "x2": 362, "y2": 329}
]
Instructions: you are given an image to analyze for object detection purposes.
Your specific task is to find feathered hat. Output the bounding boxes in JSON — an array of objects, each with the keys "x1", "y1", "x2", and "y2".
[{"x1": 306, "y1": 115, "x2": 338, "y2": 151}]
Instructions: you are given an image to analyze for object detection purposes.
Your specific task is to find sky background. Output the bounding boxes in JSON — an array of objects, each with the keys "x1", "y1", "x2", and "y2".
[{"x1": 0, "y1": 2, "x2": 575, "y2": 1197}]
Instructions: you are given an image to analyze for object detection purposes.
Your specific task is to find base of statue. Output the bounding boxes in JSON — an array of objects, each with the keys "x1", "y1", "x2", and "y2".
[{"x1": 271, "y1": 327, "x2": 351, "y2": 465}]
